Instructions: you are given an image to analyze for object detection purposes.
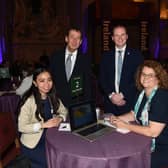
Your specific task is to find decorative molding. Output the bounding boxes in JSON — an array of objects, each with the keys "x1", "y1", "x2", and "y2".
[{"x1": 13, "y1": 1, "x2": 69, "y2": 44}]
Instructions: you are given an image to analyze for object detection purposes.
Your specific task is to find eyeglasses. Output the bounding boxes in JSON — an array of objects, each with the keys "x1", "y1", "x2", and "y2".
[{"x1": 141, "y1": 72, "x2": 156, "y2": 79}]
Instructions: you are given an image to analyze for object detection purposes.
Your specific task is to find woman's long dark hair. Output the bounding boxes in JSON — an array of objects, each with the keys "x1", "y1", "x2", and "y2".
[{"x1": 18, "y1": 67, "x2": 60, "y2": 121}]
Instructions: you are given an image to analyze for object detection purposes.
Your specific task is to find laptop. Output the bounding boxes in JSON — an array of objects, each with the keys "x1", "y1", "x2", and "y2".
[
  {"x1": 69, "y1": 101, "x2": 115, "y2": 142},
  {"x1": 0, "y1": 67, "x2": 10, "y2": 79}
]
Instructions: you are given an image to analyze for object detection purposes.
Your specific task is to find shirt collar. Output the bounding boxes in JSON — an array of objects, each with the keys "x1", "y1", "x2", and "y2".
[
  {"x1": 65, "y1": 47, "x2": 77, "y2": 57},
  {"x1": 115, "y1": 45, "x2": 126, "y2": 52}
]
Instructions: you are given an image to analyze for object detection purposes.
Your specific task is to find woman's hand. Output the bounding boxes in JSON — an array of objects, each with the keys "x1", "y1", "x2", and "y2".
[
  {"x1": 110, "y1": 115, "x2": 129, "y2": 129},
  {"x1": 41, "y1": 117, "x2": 63, "y2": 128}
]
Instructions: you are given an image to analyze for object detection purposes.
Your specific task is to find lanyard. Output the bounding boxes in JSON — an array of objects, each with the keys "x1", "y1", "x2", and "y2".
[
  {"x1": 134, "y1": 87, "x2": 158, "y2": 124},
  {"x1": 134, "y1": 87, "x2": 158, "y2": 151}
]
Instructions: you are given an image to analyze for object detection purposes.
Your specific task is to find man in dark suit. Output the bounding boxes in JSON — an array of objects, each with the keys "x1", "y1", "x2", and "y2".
[
  {"x1": 99, "y1": 25, "x2": 143, "y2": 115},
  {"x1": 50, "y1": 27, "x2": 92, "y2": 108}
]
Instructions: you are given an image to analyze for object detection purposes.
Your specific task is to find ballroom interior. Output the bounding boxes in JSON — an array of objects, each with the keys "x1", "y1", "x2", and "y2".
[
  {"x1": 1, "y1": 0, "x2": 168, "y2": 167},
  {"x1": 0, "y1": 0, "x2": 168, "y2": 69}
]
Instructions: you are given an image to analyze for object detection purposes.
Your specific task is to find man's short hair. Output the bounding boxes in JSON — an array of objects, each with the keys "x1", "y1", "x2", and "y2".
[
  {"x1": 111, "y1": 24, "x2": 127, "y2": 35},
  {"x1": 66, "y1": 26, "x2": 83, "y2": 39}
]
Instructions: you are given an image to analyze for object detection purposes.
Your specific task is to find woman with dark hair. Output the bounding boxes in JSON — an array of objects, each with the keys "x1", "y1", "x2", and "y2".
[
  {"x1": 18, "y1": 67, "x2": 67, "y2": 168},
  {"x1": 109, "y1": 60, "x2": 168, "y2": 168}
]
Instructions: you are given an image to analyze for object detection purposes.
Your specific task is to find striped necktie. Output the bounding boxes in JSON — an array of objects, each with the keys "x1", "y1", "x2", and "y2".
[
  {"x1": 65, "y1": 53, "x2": 72, "y2": 81},
  {"x1": 117, "y1": 50, "x2": 123, "y2": 85}
]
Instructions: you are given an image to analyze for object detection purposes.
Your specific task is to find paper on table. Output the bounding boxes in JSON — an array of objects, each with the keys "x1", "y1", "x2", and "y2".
[
  {"x1": 102, "y1": 120, "x2": 130, "y2": 134},
  {"x1": 58, "y1": 123, "x2": 71, "y2": 131},
  {"x1": 116, "y1": 128, "x2": 130, "y2": 134}
]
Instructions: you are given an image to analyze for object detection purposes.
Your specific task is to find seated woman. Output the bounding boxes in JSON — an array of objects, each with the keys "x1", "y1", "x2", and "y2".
[
  {"x1": 110, "y1": 60, "x2": 168, "y2": 168},
  {"x1": 18, "y1": 67, "x2": 67, "y2": 168}
]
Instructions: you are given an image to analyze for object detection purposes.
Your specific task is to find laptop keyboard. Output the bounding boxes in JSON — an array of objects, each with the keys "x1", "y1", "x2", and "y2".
[{"x1": 78, "y1": 124, "x2": 106, "y2": 136}]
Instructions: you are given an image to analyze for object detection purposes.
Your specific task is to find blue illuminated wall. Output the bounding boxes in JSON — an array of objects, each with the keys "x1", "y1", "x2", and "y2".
[{"x1": 0, "y1": 37, "x2": 5, "y2": 63}]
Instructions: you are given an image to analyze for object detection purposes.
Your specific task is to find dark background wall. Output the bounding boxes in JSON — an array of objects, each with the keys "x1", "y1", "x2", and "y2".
[{"x1": 0, "y1": 0, "x2": 168, "y2": 67}]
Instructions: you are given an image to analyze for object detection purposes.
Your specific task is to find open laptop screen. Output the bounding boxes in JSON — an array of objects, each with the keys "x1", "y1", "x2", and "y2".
[
  {"x1": 0, "y1": 67, "x2": 10, "y2": 79},
  {"x1": 69, "y1": 102, "x2": 97, "y2": 131}
]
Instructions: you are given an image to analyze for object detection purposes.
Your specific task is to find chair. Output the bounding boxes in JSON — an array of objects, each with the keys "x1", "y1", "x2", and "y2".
[{"x1": 0, "y1": 112, "x2": 20, "y2": 168}]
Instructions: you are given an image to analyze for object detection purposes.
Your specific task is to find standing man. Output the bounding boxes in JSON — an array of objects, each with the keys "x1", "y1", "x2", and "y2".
[
  {"x1": 50, "y1": 27, "x2": 92, "y2": 108},
  {"x1": 99, "y1": 25, "x2": 143, "y2": 115}
]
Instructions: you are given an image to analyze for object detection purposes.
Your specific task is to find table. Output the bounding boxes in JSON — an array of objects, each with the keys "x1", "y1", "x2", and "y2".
[
  {"x1": 46, "y1": 127, "x2": 151, "y2": 168},
  {"x1": 0, "y1": 93, "x2": 20, "y2": 121}
]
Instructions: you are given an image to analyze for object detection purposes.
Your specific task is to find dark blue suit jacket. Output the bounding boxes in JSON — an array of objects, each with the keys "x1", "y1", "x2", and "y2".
[
  {"x1": 50, "y1": 48, "x2": 92, "y2": 108},
  {"x1": 99, "y1": 47, "x2": 143, "y2": 115}
]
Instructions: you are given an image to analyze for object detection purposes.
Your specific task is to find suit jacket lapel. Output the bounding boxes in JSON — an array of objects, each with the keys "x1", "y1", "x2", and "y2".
[
  {"x1": 111, "y1": 50, "x2": 116, "y2": 78},
  {"x1": 60, "y1": 50, "x2": 68, "y2": 81},
  {"x1": 70, "y1": 50, "x2": 80, "y2": 77},
  {"x1": 120, "y1": 48, "x2": 130, "y2": 82}
]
